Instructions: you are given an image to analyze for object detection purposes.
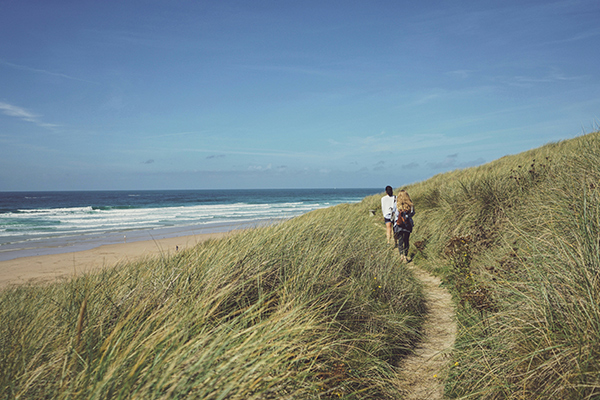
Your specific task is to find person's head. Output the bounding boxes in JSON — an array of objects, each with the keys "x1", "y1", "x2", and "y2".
[
  {"x1": 397, "y1": 190, "x2": 413, "y2": 211},
  {"x1": 385, "y1": 186, "x2": 394, "y2": 196}
]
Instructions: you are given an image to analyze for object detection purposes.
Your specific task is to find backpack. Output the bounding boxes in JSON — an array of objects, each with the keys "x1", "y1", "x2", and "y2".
[{"x1": 394, "y1": 210, "x2": 413, "y2": 233}]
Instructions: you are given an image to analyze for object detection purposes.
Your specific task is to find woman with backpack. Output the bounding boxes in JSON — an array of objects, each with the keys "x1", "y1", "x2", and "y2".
[
  {"x1": 394, "y1": 190, "x2": 415, "y2": 263},
  {"x1": 381, "y1": 186, "x2": 396, "y2": 245}
]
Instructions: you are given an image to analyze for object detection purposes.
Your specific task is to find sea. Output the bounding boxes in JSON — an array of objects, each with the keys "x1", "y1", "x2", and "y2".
[{"x1": 0, "y1": 188, "x2": 379, "y2": 261}]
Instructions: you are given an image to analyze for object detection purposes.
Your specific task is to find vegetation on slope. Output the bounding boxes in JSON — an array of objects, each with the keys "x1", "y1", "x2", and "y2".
[
  {"x1": 4, "y1": 130, "x2": 599, "y2": 399},
  {"x1": 0, "y1": 201, "x2": 425, "y2": 399},
  {"x1": 406, "y1": 131, "x2": 600, "y2": 398}
]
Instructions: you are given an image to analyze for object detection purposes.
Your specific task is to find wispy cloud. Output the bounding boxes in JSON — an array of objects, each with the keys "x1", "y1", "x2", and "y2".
[
  {"x1": 545, "y1": 26, "x2": 600, "y2": 44},
  {"x1": 402, "y1": 162, "x2": 419, "y2": 169},
  {"x1": 446, "y1": 69, "x2": 475, "y2": 79},
  {"x1": 509, "y1": 68, "x2": 584, "y2": 85},
  {"x1": 115, "y1": 145, "x2": 321, "y2": 163},
  {"x1": 0, "y1": 102, "x2": 38, "y2": 122},
  {"x1": 428, "y1": 153, "x2": 458, "y2": 169},
  {"x1": 0, "y1": 59, "x2": 97, "y2": 84},
  {"x1": 185, "y1": 146, "x2": 318, "y2": 159},
  {"x1": 427, "y1": 153, "x2": 484, "y2": 170},
  {"x1": 330, "y1": 131, "x2": 484, "y2": 157},
  {"x1": 238, "y1": 63, "x2": 336, "y2": 77},
  {"x1": 413, "y1": 92, "x2": 442, "y2": 105},
  {"x1": 146, "y1": 130, "x2": 207, "y2": 139},
  {"x1": 0, "y1": 102, "x2": 59, "y2": 129},
  {"x1": 248, "y1": 163, "x2": 272, "y2": 171},
  {"x1": 373, "y1": 160, "x2": 386, "y2": 171},
  {"x1": 403, "y1": 85, "x2": 497, "y2": 109}
]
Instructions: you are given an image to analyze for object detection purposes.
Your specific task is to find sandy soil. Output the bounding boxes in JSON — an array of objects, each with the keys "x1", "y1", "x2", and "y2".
[
  {"x1": 0, "y1": 232, "x2": 229, "y2": 289},
  {"x1": 396, "y1": 264, "x2": 457, "y2": 399}
]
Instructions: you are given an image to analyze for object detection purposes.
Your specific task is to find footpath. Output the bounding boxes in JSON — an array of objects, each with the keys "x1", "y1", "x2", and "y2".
[{"x1": 396, "y1": 263, "x2": 457, "y2": 399}]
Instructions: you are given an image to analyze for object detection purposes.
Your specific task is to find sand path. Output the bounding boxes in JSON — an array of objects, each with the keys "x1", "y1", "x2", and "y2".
[{"x1": 396, "y1": 263, "x2": 457, "y2": 399}]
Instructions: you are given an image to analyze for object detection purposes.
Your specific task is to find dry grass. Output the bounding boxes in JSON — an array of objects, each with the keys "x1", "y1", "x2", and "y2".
[
  {"x1": 0, "y1": 199, "x2": 425, "y2": 399},
  {"x1": 5, "y1": 130, "x2": 599, "y2": 399},
  {"x1": 406, "y1": 131, "x2": 600, "y2": 398}
]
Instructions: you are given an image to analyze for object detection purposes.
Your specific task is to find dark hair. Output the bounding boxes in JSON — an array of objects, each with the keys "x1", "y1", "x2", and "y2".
[{"x1": 385, "y1": 186, "x2": 393, "y2": 196}]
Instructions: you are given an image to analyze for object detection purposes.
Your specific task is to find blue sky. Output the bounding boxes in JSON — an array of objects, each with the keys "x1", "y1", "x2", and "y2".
[{"x1": 1, "y1": 0, "x2": 598, "y2": 191}]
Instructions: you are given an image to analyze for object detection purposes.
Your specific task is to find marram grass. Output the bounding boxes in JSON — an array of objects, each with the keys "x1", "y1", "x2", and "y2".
[
  {"x1": 7, "y1": 131, "x2": 599, "y2": 399},
  {"x1": 406, "y1": 130, "x2": 600, "y2": 399},
  {"x1": 0, "y1": 200, "x2": 425, "y2": 399}
]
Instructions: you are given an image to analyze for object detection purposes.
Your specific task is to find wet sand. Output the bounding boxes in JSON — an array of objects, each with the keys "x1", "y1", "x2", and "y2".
[{"x1": 0, "y1": 232, "x2": 229, "y2": 288}]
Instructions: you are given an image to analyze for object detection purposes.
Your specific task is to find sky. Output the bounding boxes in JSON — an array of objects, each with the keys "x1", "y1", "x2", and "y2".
[{"x1": 0, "y1": 0, "x2": 599, "y2": 191}]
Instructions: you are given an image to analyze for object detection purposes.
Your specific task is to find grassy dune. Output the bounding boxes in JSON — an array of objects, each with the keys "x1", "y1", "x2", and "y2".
[
  {"x1": 0, "y1": 201, "x2": 425, "y2": 399},
  {"x1": 3, "y1": 130, "x2": 599, "y2": 399},
  {"x1": 407, "y1": 130, "x2": 600, "y2": 398}
]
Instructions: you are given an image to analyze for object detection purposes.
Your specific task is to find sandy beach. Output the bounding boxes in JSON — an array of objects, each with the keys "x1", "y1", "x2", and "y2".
[{"x1": 0, "y1": 232, "x2": 229, "y2": 289}]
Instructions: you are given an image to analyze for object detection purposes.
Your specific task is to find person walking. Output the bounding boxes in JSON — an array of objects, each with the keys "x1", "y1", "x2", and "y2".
[
  {"x1": 381, "y1": 186, "x2": 396, "y2": 245},
  {"x1": 394, "y1": 190, "x2": 415, "y2": 263}
]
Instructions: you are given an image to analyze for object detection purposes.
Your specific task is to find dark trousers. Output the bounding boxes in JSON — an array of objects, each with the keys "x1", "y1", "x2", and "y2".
[{"x1": 397, "y1": 231, "x2": 410, "y2": 256}]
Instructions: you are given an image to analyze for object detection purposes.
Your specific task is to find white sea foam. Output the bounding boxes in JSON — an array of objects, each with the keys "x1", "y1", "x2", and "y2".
[
  {"x1": 0, "y1": 188, "x2": 377, "y2": 261},
  {"x1": 0, "y1": 201, "x2": 328, "y2": 241}
]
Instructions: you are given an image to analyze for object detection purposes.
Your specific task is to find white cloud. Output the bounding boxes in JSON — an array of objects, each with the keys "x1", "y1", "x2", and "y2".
[
  {"x1": 0, "y1": 59, "x2": 97, "y2": 84},
  {"x1": 446, "y1": 69, "x2": 475, "y2": 79},
  {"x1": 0, "y1": 102, "x2": 38, "y2": 121},
  {"x1": 501, "y1": 67, "x2": 585, "y2": 88},
  {"x1": 248, "y1": 163, "x2": 272, "y2": 171},
  {"x1": 414, "y1": 92, "x2": 442, "y2": 105},
  {"x1": 0, "y1": 102, "x2": 59, "y2": 128}
]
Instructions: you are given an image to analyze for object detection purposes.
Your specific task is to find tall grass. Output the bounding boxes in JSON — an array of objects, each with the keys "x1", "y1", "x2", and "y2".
[
  {"x1": 0, "y1": 199, "x2": 425, "y2": 399},
  {"x1": 6, "y1": 131, "x2": 598, "y2": 399},
  {"x1": 406, "y1": 131, "x2": 600, "y2": 398}
]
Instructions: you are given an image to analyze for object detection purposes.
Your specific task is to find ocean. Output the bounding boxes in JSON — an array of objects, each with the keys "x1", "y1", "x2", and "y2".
[{"x1": 0, "y1": 188, "x2": 379, "y2": 261}]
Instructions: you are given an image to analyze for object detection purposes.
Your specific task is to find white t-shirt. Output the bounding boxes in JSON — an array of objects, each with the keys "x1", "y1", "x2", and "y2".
[{"x1": 381, "y1": 195, "x2": 396, "y2": 220}]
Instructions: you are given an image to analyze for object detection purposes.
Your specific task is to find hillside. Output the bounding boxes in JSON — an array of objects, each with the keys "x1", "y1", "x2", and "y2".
[
  {"x1": 1, "y1": 130, "x2": 599, "y2": 399},
  {"x1": 0, "y1": 199, "x2": 427, "y2": 399},
  {"x1": 400, "y1": 130, "x2": 600, "y2": 398}
]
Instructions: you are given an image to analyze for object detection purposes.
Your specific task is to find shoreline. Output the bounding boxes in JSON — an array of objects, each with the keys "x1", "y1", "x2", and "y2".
[
  {"x1": 0, "y1": 218, "x2": 285, "y2": 289},
  {"x1": 0, "y1": 220, "x2": 266, "y2": 262},
  {"x1": 0, "y1": 231, "x2": 233, "y2": 289}
]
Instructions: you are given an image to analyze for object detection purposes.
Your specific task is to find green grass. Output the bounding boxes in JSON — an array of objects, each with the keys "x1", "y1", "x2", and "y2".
[
  {"x1": 0, "y1": 200, "x2": 425, "y2": 399},
  {"x1": 406, "y1": 130, "x2": 600, "y2": 398},
  {"x1": 4, "y1": 130, "x2": 600, "y2": 399}
]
